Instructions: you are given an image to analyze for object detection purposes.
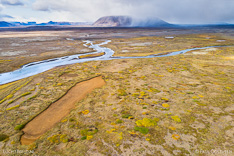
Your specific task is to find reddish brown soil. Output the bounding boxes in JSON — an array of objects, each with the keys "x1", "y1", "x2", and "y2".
[{"x1": 21, "y1": 76, "x2": 105, "y2": 145}]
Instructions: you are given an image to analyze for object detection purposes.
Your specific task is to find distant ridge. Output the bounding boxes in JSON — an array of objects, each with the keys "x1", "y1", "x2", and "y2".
[
  {"x1": 1, "y1": 17, "x2": 233, "y2": 29},
  {"x1": 0, "y1": 21, "x2": 12, "y2": 27},
  {"x1": 0, "y1": 21, "x2": 92, "y2": 27}
]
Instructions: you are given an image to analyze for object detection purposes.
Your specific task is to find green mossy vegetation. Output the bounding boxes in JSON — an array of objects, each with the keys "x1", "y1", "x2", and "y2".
[{"x1": 0, "y1": 32, "x2": 233, "y2": 155}]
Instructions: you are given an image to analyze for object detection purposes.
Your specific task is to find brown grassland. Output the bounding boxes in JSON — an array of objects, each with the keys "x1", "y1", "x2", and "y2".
[{"x1": 0, "y1": 29, "x2": 233, "y2": 155}]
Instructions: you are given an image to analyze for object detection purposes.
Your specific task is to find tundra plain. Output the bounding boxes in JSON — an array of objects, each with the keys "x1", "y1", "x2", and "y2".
[{"x1": 0, "y1": 27, "x2": 233, "y2": 156}]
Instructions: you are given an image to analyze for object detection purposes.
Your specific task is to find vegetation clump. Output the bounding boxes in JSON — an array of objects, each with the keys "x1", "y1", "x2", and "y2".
[
  {"x1": 117, "y1": 89, "x2": 127, "y2": 96},
  {"x1": 135, "y1": 118, "x2": 157, "y2": 127},
  {"x1": 14, "y1": 124, "x2": 25, "y2": 130},
  {"x1": 122, "y1": 114, "x2": 132, "y2": 119},
  {"x1": 171, "y1": 116, "x2": 182, "y2": 122},
  {"x1": 80, "y1": 126, "x2": 98, "y2": 140},
  {"x1": 0, "y1": 134, "x2": 9, "y2": 142},
  {"x1": 134, "y1": 127, "x2": 149, "y2": 134},
  {"x1": 116, "y1": 119, "x2": 123, "y2": 124},
  {"x1": 47, "y1": 134, "x2": 68, "y2": 143},
  {"x1": 172, "y1": 134, "x2": 180, "y2": 140},
  {"x1": 134, "y1": 118, "x2": 158, "y2": 134},
  {"x1": 6, "y1": 105, "x2": 20, "y2": 111},
  {"x1": 21, "y1": 92, "x2": 31, "y2": 97},
  {"x1": 82, "y1": 110, "x2": 90, "y2": 115}
]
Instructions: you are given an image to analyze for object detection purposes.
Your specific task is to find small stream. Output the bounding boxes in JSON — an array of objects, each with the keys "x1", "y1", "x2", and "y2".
[{"x1": 0, "y1": 40, "x2": 227, "y2": 85}]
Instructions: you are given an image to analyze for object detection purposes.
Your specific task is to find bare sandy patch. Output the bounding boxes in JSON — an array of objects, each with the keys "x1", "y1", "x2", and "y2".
[{"x1": 21, "y1": 76, "x2": 105, "y2": 145}]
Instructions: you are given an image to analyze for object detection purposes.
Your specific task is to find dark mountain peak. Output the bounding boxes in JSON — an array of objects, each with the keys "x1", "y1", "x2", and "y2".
[
  {"x1": 93, "y1": 16, "x2": 132, "y2": 27},
  {"x1": 93, "y1": 16, "x2": 172, "y2": 27}
]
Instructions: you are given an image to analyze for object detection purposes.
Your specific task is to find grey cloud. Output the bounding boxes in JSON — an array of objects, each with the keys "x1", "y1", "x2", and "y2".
[
  {"x1": 0, "y1": 4, "x2": 3, "y2": 17},
  {"x1": 32, "y1": 0, "x2": 234, "y2": 24},
  {"x1": 0, "y1": 14, "x2": 13, "y2": 18},
  {"x1": 0, "y1": 14, "x2": 13, "y2": 19},
  {"x1": 1, "y1": 0, "x2": 24, "y2": 6}
]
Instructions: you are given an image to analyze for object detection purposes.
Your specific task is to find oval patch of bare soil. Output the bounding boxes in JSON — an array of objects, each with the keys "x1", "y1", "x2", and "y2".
[{"x1": 20, "y1": 76, "x2": 105, "y2": 145}]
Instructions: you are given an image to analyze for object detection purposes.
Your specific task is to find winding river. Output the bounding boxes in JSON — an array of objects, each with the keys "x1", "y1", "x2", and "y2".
[{"x1": 0, "y1": 40, "x2": 227, "y2": 85}]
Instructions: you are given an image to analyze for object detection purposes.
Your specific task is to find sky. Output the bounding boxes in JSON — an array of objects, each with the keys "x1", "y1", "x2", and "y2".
[{"x1": 0, "y1": 0, "x2": 234, "y2": 24}]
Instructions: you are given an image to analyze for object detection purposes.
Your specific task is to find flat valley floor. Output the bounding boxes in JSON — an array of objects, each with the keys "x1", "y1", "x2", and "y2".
[{"x1": 0, "y1": 27, "x2": 233, "y2": 155}]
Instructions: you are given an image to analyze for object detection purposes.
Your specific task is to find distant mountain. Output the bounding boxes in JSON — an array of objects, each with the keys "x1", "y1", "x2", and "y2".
[
  {"x1": 37, "y1": 21, "x2": 74, "y2": 26},
  {"x1": 0, "y1": 21, "x2": 12, "y2": 27},
  {"x1": 0, "y1": 21, "x2": 92, "y2": 27},
  {"x1": 93, "y1": 16, "x2": 132, "y2": 27},
  {"x1": 93, "y1": 16, "x2": 172, "y2": 27},
  {"x1": 1, "y1": 17, "x2": 171, "y2": 28},
  {"x1": 11, "y1": 22, "x2": 37, "y2": 26}
]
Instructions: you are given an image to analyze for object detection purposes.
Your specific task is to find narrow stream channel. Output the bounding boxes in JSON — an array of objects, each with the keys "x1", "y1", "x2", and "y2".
[{"x1": 0, "y1": 40, "x2": 227, "y2": 85}]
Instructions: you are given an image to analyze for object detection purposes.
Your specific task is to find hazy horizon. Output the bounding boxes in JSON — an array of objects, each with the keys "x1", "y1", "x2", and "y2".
[{"x1": 0, "y1": 0, "x2": 234, "y2": 24}]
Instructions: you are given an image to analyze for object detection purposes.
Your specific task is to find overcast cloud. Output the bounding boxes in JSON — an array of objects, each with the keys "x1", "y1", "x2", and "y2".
[
  {"x1": 1, "y1": 0, "x2": 23, "y2": 6},
  {"x1": 0, "y1": 3, "x2": 3, "y2": 11},
  {"x1": 1, "y1": 0, "x2": 234, "y2": 24}
]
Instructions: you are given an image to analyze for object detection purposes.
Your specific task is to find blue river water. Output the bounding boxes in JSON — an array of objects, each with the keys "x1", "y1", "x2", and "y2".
[{"x1": 0, "y1": 40, "x2": 226, "y2": 85}]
